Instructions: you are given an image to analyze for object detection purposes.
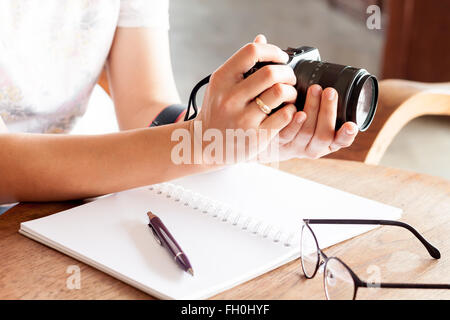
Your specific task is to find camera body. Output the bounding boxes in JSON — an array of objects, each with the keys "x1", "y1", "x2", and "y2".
[
  {"x1": 285, "y1": 46, "x2": 321, "y2": 68},
  {"x1": 245, "y1": 46, "x2": 378, "y2": 132},
  {"x1": 246, "y1": 46, "x2": 321, "y2": 77}
]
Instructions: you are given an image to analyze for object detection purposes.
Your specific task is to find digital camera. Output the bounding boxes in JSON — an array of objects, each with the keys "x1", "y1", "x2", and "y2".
[{"x1": 245, "y1": 46, "x2": 378, "y2": 131}]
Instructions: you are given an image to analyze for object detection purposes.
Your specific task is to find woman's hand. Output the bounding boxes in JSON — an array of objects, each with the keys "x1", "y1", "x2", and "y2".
[
  {"x1": 197, "y1": 38, "x2": 298, "y2": 163},
  {"x1": 197, "y1": 34, "x2": 358, "y2": 164},
  {"x1": 276, "y1": 85, "x2": 358, "y2": 160},
  {"x1": 252, "y1": 35, "x2": 359, "y2": 162}
]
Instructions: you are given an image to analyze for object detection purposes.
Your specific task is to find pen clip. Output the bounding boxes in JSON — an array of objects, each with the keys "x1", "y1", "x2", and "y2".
[{"x1": 148, "y1": 224, "x2": 163, "y2": 246}]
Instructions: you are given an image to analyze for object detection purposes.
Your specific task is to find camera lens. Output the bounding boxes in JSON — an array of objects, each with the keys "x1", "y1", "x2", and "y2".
[
  {"x1": 351, "y1": 75, "x2": 377, "y2": 131},
  {"x1": 293, "y1": 60, "x2": 378, "y2": 132}
]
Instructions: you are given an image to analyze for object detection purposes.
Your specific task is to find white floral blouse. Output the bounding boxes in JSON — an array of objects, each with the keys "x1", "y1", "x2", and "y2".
[{"x1": 0, "y1": 0, "x2": 169, "y2": 133}]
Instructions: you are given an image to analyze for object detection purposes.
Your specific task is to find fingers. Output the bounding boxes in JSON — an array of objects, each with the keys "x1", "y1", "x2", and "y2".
[
  {"x1": 329, "y1": 122, "x2": 358, "y2": 152},
  {"x1": 246, "y1": 83, "x2": 297, "y2": 123},
  {"x1": 305, "y1": 87, "x2": 337, "y2": 156},
  {"x1": 278, "y1": 111, "x2": 307, "y2": 144},
  {"x1": 253, "y1": 34, "x2": 267, "y2": 44},
  {"x1": 291, "y1": 85, "x2": 322, "y2": 149},
  {"x1": 234, "y1": 64, "x2": 296, "y2": 102},
  {"x1": 221, "y1": 42, "x2": 289, "y2": 80},
  {"x1": 260, "y1": 104, "x2": 297, "y2": 138}
]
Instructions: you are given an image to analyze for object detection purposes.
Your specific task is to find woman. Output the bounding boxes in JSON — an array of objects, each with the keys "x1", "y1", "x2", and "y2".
[{"x1": 0, "y1": 0, "x2": 358, "y2": 204}]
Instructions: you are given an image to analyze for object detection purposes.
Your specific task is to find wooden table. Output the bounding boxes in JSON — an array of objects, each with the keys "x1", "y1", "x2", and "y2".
[{"x1": 1, "y1": 159, "x2": 449, "y2": 300}]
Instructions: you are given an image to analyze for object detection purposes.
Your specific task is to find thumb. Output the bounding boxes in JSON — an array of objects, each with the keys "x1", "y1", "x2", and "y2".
[{"x1": 253, "y1": 34, "x2": 267, "y2": 44}]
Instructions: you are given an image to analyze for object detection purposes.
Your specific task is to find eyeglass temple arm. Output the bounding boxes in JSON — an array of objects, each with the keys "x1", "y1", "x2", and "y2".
[
  {"x1": 304, "y1": 219, "x2": 441, "y2": 259},
  {"x1": 360, "y1": 281, "x2": 450, "y2": 290}
]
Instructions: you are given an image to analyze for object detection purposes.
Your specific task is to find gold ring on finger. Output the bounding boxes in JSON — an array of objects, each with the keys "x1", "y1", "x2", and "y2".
[{"x1": 255, "y1": 97, "x2": 271, "y2": 115}]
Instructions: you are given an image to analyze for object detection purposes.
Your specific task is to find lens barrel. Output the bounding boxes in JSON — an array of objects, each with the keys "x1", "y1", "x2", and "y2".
[{"x1": 294, "y1": 60, "x2": 378, "y2": 131}]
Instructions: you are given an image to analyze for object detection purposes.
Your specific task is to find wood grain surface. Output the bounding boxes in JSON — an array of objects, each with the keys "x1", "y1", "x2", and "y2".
[{"x1": 1, "y1": 159, "x2": 449, "y2": 300}]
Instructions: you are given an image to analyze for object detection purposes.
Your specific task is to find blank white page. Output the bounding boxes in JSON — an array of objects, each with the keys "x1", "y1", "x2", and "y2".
[
  {"x1": 171, "y1": 163, "x2": 402, "y2": 249},
  {"x1": 20, "y1": 163, "x2": 401, "y2": 299}
]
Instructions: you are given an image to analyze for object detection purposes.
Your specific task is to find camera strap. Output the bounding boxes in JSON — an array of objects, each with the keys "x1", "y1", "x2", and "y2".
[{"x1": 184, "y1": 74, "x2": 211, "y2": 121}]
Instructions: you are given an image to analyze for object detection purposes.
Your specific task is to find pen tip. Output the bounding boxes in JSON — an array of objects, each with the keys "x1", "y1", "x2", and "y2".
[
  {"x1": 187, "y1": 268, "x2": 194, "y2": 276},
  {"x1": 147, "y1": 211, "x2": 156, "y2": 220}
]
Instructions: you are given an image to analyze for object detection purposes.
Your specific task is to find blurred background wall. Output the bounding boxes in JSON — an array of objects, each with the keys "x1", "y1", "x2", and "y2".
[
  {"x1": 170, "y1": 0, "x2": 384, "y2": 99},
  {"x1": 76, "y1": 0, "x2": 450, "y2": 180}
]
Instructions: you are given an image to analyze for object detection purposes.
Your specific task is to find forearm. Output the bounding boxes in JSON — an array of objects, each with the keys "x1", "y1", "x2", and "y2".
[{"x1": 0, "y1": 120, "x2": 210, "y2": 203}]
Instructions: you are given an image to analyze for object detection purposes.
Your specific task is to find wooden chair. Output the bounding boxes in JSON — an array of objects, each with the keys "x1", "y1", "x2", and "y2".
[
  {"x1": 324, "y1": 0, "x2": 450, "y2": 164},
  {"x1": 97, "y1": 71, "x2": 450, "y2": 165},
  {"x1": 325, "y1": 80, "x2": 450, "y2": 164}
]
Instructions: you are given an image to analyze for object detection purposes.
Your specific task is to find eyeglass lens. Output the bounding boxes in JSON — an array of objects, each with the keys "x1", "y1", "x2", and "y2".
[
  {"x1": 324, "y1": 258, "x2": 356, "y2": 300},
  {"x1": 301, "y1": 225, "x2": 319, "y2": 278}
]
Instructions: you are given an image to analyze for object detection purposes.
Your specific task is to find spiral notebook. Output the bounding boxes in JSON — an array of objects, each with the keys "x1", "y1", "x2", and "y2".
[{"x1": 20, "y1": 163, "x2": 401, "y2": 299}]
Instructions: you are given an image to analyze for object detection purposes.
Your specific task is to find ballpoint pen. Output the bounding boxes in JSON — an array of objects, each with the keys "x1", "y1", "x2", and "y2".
[{"x1": 147, "y1": 211, "x2": 194, "y2": 276}]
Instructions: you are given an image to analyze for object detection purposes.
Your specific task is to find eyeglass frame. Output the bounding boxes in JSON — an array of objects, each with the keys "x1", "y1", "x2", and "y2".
[{"x1": 300, "y1": 219, "x2": 450, "y2": 300}]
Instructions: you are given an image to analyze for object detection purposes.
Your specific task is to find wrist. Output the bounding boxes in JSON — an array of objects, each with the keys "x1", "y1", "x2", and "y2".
[{"x1": 186, "y1": 119, "x2": 226, "y2": 169}]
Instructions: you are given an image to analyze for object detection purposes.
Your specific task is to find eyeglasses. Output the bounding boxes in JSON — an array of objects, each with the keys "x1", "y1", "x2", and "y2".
[{"x1": 300, "y1": 219, "x2": 450, "y2": 300}]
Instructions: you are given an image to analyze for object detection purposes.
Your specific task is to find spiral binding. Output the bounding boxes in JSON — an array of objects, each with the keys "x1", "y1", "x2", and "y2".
[{"x1": 149, "y1": 183, "x2": 298, "y2": 247}]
